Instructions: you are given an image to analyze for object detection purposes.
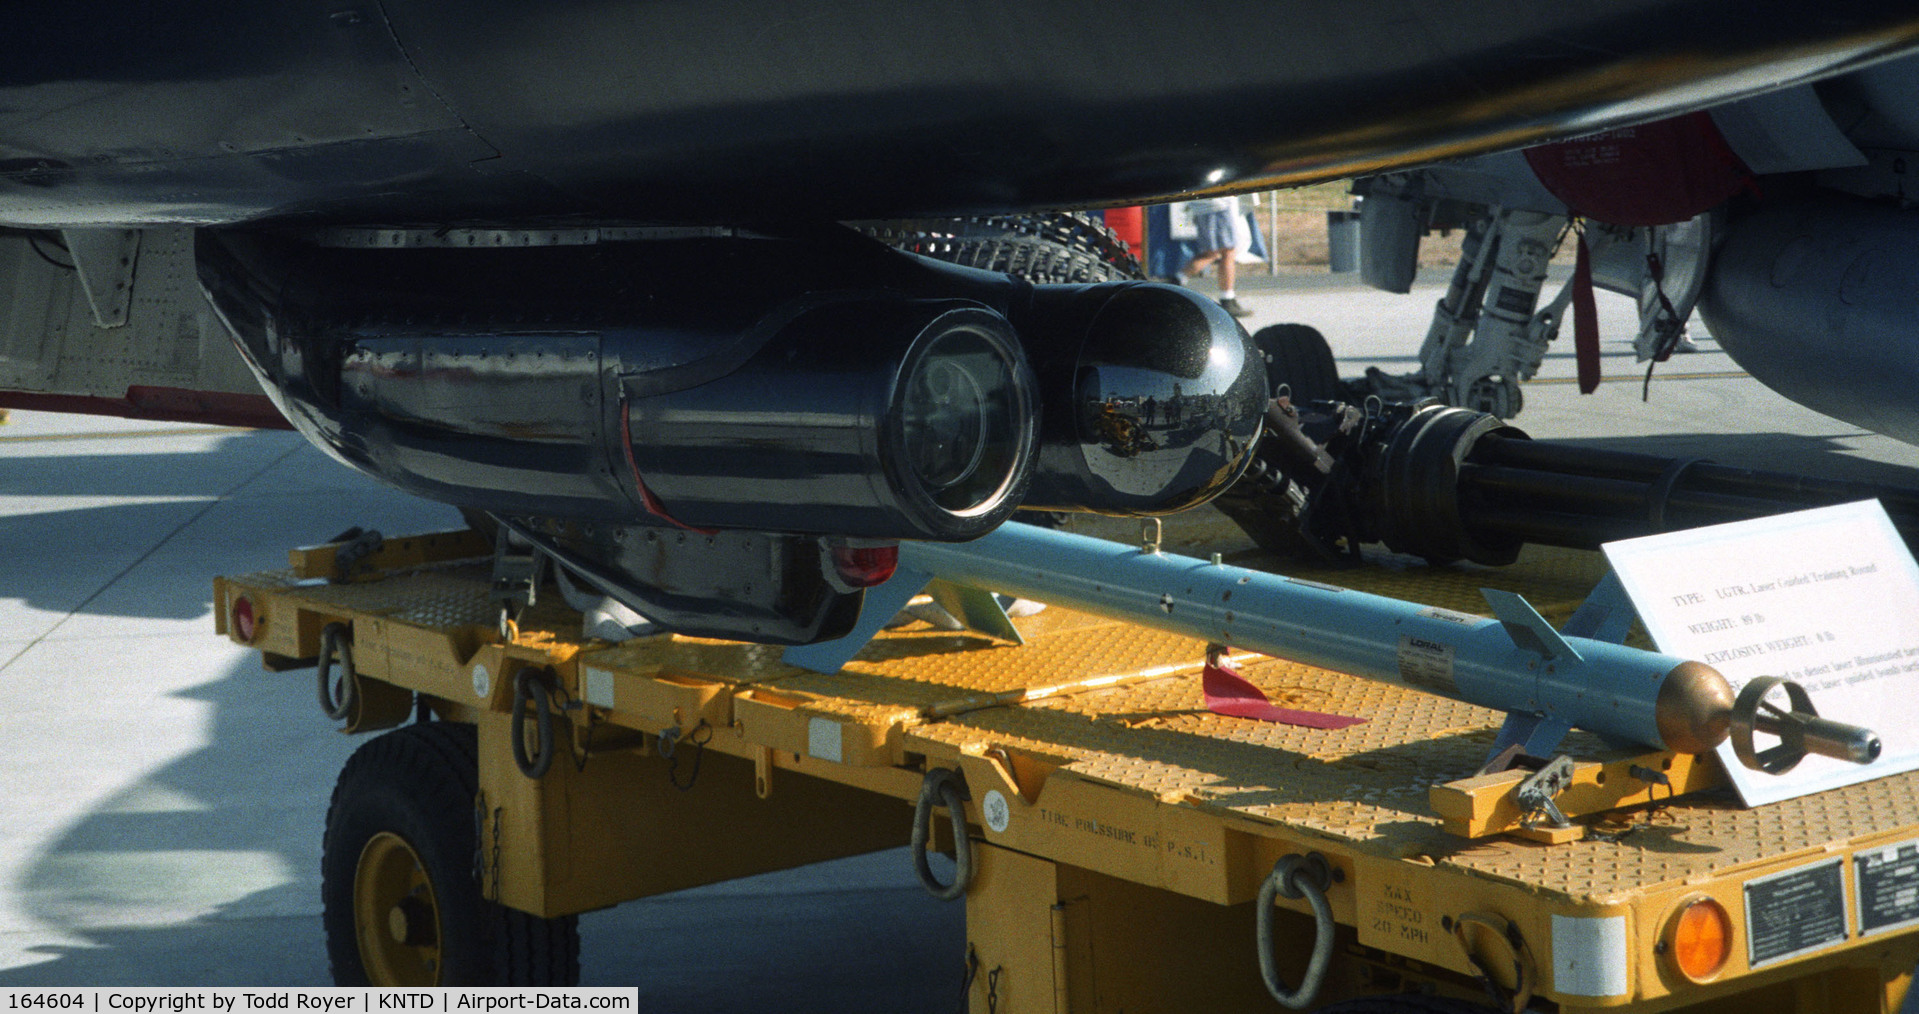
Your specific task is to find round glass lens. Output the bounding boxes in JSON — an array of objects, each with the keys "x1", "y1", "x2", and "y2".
[{"x1": 898, "y1": 328, "x2": 1025, "y2": 514}]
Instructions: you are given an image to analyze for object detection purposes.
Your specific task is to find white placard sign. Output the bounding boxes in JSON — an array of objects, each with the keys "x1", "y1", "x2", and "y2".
[{"x1": 1603, "y1": 500, "x2": 1919, "y2": 806}]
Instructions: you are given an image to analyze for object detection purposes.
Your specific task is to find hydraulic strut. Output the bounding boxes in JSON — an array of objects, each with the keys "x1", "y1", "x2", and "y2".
[{"x1": 1214, "y1": 399, "x2": 1919, "y2": 566}]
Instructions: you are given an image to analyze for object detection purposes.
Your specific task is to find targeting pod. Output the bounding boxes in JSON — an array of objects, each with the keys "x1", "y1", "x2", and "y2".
[
  {"x1": 623, "y1": 298, "x2": 1038, "y2": 540},
  {"x1": 197, "y1": 227, "x2": 1266, "y2": 645},
  {"x1": 1729, "y1": 675, "x2": 1884, "y2": 774},
  {"x1": 199, "y1": 228, "x2": 1263, "y2": 537}
]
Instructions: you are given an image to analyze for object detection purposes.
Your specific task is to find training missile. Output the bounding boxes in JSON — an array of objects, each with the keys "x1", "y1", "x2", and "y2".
[{"x1": 785, "y1": 522, "x2": 1878, "y2": 771}]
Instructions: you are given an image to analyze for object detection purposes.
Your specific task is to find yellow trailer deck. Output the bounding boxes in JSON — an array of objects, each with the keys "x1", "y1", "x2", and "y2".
[{"x1": 214, "y1": 522, "x2": 1919, "y2": 1012}]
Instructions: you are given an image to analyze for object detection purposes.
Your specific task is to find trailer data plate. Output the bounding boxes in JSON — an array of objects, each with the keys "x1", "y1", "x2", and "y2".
[
  {"x1": 1856, "y1": 838, "x2": 1919, "y2": 937},
  {"x1": 1745, "y1": 858, "x2": 1848, "y2": 967}
]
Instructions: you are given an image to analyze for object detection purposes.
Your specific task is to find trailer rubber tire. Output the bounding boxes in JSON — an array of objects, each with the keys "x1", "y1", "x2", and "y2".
[
  {"x1": 322, "y1": 722, "x2": 580, "y2": 986},
  {"x1": 1254, "y1": 323, "x2": 1340, "y2": 404},
  {"x1": 1310, "y1": 995, "x2": 1498, "y2": 1013}
]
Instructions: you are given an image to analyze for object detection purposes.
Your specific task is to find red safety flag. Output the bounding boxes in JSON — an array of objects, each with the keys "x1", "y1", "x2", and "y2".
[
  {"x1": 1573, "y1": 235, "x2": 1602, "y2": 394},
  {"x1": 1202, "y1": 658, "x2": 1366, "y2": 729}
]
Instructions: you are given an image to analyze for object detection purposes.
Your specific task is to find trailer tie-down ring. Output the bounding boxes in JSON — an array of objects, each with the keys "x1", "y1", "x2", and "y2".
[
  {"x1": 1445, "y1": 911, "x2": 1536, "y2": 1014},
  {"x1": 511, "y1": 667, "x2": 557, "y2": 779},
  {"x1": 317, "y1": 622, "x2": 357, "y2": 722},
  {"x1": 1257, "y1": 852, "x2": 1335, "y2": 1009},
  {"x1": 911, "y1": 768, "x2": 974, "y2": 901}
]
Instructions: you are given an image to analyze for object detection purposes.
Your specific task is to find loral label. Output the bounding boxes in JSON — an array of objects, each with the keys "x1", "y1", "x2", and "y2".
[{"x1": 1397, "y1": 634, "x2": 1456, "y2": 694}]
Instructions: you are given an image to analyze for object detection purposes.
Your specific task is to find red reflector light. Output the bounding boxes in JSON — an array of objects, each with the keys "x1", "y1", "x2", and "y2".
[
  {"x1": 831, "y1": 544, "x2": 899, "y2": 588},
  {"x1": 231, "y1": 595, "x2": 257, "y2": 642}
]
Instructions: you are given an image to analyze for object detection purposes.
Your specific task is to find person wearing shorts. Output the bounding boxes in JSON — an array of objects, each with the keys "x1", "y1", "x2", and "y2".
[{"x1": 1177, "y1": 196, "x2": 1252, "y2": 318}]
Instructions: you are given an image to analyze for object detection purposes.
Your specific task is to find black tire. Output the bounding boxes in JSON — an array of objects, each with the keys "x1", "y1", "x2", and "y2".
[
  {"x1": 322, "y1": 722, "x2": 579, "y2": 986},
  {"x1": 1254, "y1": 323, "x2": 1340, "y2": 404},
  {"x1": 856, "y1": 211, "x2": 1145, "y2": 283},
  {"x1": 1312, "y1": 995, "x2": 1497, "y2": 1013}
]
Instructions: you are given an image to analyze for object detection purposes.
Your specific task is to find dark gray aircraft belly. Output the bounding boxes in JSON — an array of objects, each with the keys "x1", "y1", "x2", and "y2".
[{"x1": 3, "y1": 0, "x2": 1919, "y2": 226}]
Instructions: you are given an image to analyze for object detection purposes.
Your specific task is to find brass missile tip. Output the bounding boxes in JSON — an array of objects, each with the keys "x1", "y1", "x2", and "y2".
[{"x1": 1656, "y1": 661, "x2": 1735, "y2": 754}]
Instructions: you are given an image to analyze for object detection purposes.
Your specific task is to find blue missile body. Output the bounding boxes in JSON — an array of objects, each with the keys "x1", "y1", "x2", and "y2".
[{"x1": 785, "y1": 523, "x2": 1734, "y2": 758}]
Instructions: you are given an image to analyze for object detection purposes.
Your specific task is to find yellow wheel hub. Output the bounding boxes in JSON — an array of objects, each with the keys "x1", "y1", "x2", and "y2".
[{"x1": 354, "y1": 831, "x2": 443, "y2": 985}]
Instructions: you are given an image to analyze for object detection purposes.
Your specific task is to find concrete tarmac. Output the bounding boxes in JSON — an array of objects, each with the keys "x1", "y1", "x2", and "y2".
[{"x1": 0, "y1": 271, "x2": 1913, "y2": 1010}]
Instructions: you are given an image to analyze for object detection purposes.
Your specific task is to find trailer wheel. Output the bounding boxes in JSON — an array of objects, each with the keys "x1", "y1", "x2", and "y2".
[
  {"x1": 1254, "y1": 323, "x2": 1340, "y2": 405},
  {"x1": 322, "y1": 722, "x2": 580, "y2": 986}
]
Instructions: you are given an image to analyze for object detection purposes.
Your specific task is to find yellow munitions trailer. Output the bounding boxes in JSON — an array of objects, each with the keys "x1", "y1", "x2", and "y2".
[{"x1": 214, "y1": 522, "x2": 1919, "y2": 1012}]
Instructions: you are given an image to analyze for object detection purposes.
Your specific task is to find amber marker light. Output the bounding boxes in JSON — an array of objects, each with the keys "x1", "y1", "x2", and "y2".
[
  {"x1": 1669, "y1": 896, "x2": 1733, "y2": 982},
  {"x1": 231, "y1": 595, "x2": 258, "y2": 643}
]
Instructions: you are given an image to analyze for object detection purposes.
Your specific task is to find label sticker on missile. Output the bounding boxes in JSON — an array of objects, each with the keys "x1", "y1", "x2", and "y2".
[
  {"x1": 1855, "y1": 838, "x2": 1919, "y2": 938},
  {"x1": 1397, "y1": 635, "x2": 1457, "y2": 693},
  {"x1": 1419, "y1": 605, "x2": 1492, "y2": 628}
]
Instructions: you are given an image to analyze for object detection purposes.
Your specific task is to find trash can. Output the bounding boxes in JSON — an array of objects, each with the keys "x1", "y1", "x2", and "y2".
[{"x1": 1326, "y1": 210, "x2": 1361, "y2": 273}]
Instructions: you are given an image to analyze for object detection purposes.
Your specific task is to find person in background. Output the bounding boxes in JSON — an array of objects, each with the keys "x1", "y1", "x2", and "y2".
[{"x1": 1177, "y1": 196, "x2": 1252, "y2": 318}]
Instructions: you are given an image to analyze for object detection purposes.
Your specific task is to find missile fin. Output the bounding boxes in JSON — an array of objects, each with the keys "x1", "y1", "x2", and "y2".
[
  {"x1": 926, "y1": 580, "x2": 1026, "y2": 646},
  {"x1": 782, "y1": 566, "x2": 933, "y2": 674},
  {"x1": 1560, "y1": 571, "x2": 1636, "y2": 644},
  {"x1": 1482, "y1": 588, "x2": 1583, "y2": 662},
  {"x1": 1485, "y1": 712, "x2": 1574, "y2": 767}
]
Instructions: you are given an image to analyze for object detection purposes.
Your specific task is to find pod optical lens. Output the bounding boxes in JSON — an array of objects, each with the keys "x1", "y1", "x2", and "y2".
[
  {"x1": 898, "y1": 323, "x2": 1031, "y2": 516},
  {"x1": 904, "y1": 358, "x2": 988, "y2": 491}
]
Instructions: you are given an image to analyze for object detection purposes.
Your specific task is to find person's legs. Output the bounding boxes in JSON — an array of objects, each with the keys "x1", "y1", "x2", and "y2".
[
  {"x1": 1186, "y1": 208, "x2": 1235, "y2": 283},
  {"x1": 1184, "y1": 249, "x2": 1222, "y2": 278}
]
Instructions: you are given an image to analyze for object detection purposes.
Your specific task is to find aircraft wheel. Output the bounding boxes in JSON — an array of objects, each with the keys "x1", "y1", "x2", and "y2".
[
  {"x1": 1254, "y1": 323, "x2": 1339, "y2": 404},
  {"x1": 322, "y1": 722, "x2": 579, "y2": 986}
]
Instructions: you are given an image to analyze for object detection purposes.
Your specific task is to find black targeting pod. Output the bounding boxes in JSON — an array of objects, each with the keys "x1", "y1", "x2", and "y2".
[{"x1": 623, "y1": 298, "x2": 1039, "y2": 540}]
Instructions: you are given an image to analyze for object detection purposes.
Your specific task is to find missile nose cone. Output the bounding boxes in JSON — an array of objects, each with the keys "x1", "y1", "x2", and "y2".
[{"x1": 1655, "y1": 661, "x2": 1735, "y2": 754}]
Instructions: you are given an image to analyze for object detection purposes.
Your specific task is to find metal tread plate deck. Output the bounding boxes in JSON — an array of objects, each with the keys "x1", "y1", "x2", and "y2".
[
  {"x1": 913, "y1": 649, "x2": 1919, "y2": 899},
  {"x1": 225, "y1": 538, "x2": 1919, "y2": 907}
]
